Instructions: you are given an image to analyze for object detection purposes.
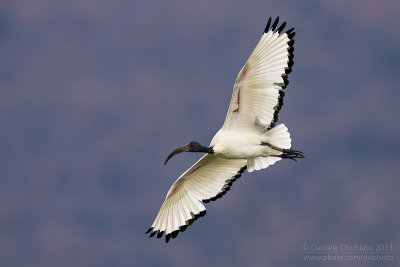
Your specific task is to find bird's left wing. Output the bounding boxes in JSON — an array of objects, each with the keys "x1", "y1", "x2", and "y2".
[
  {"x1": 146, "y1": 154, "x2": 246, "y2": 243},
  {"x1": 223, "y1": 17, "x2": 295, "y2": 130}
]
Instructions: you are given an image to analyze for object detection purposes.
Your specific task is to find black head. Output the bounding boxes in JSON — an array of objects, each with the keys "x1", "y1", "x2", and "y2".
[
  {"x1": 187, "y1": 141, "x2": 203, "y2": 152},
  {"x1": 164, "y1": 141, "x2": 213, "y2": 165}
]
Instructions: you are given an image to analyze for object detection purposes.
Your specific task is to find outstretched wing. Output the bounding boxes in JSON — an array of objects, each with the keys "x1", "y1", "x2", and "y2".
[
  {"x1": 146, "y1": 154, "x2": 246, "y2": 243},
  {"x1": 223, "y1": 17, "x2": 295, "y2": 130}
]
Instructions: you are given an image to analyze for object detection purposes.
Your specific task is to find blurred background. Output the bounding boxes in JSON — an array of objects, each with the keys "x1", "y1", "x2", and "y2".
[{"x1": 1, "y1": 0, "x2": 399, "y2": 266}]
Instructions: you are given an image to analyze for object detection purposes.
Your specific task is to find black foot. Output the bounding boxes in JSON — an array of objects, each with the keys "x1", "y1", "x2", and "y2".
[
  {"x1": 277, "y1": 149, "x2": 304, "y2": 161},
  {"x1": 261, "y1": 142, "x2": 305, "y2": 161}
]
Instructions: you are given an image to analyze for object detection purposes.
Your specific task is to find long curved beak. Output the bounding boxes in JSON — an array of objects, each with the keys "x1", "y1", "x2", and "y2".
[{"x1": 164, "y1": 145, "x2": 189, "y2": 165}]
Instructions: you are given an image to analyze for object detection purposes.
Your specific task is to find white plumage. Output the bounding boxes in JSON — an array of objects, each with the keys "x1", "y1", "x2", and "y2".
[{"x1": 146, "y1": 17, "x2": 303, "y2": 243}]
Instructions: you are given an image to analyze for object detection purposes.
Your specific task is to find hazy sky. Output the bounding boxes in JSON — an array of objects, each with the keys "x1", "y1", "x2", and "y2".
[{"x1": 1, "y1": 0, "x2": 399, "y2": 266}]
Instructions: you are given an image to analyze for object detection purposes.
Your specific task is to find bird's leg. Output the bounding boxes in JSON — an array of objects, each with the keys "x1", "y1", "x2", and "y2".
[{"x1": 261, "y1": 142, "x2": 304, "y2": 161}]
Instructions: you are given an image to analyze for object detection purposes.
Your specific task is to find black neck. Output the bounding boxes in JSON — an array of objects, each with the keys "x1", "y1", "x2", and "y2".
[
  {"x1": 202, "y1": 146, "x2": 214, "y2": 154},
  {"x1": 193, "y1": 145, "x2": 214, "y2": 154}
]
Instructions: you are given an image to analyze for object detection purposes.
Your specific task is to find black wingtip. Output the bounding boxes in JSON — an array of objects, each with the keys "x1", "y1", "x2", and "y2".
[
  {"x1": 180, "y1": 225, "x2": 188, "y2": 233},
  {"x1": 165, "y1": 234, "x2": 171, "y2": 243},
  {"x1": 287, "y1": 31, "x2": 296, "y2": 39},
  {"x1": 171, "y1": 230, "x2": 179, "y2": 239},
  {"x1": 271, "y1": 17, "x2": 280, "y2": 31},
  {"x1": 277, "y1": 21, "x2": 286, "y2": 33},
  {"x1": 265, "y1": 17, "x2": 289, "y2": 35},
  {"x1": 145, "y1": 227, "x2": 152, "y2": 234},
  {"x1": 286, "y1": 27, "x2": 294, "y2": 35},
  {"x1": 157, "y1": 231, "x2": 164, "y2": 238},
  {"x1": 187, "y1": 217, "x2": 195, "y2": 226},
  {"x1": 149, "y1": 231, "x2": 156, "y2": 237},
  {"x1": 264, "y1": 17, "x2": 272, "y2": 33}
]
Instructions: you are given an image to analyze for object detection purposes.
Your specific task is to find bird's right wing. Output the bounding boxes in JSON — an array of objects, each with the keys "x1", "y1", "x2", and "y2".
[
  {"x1": 223, "y1": 17, "x2": 295, "y2": 131},
  {"x1": 146, "y1": 154, "x2": 246, "y2": 243}
]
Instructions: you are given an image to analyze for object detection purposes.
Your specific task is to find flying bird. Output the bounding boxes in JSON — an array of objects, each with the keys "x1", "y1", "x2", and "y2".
[{"x1": 146, "y1": 17, "x2": 304, "y2": 243}]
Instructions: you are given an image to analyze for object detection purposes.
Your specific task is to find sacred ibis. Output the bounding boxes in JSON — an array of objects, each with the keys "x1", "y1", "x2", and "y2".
[{"x1": 146, "y1": 17, "x2": 304, "y2": 243}]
